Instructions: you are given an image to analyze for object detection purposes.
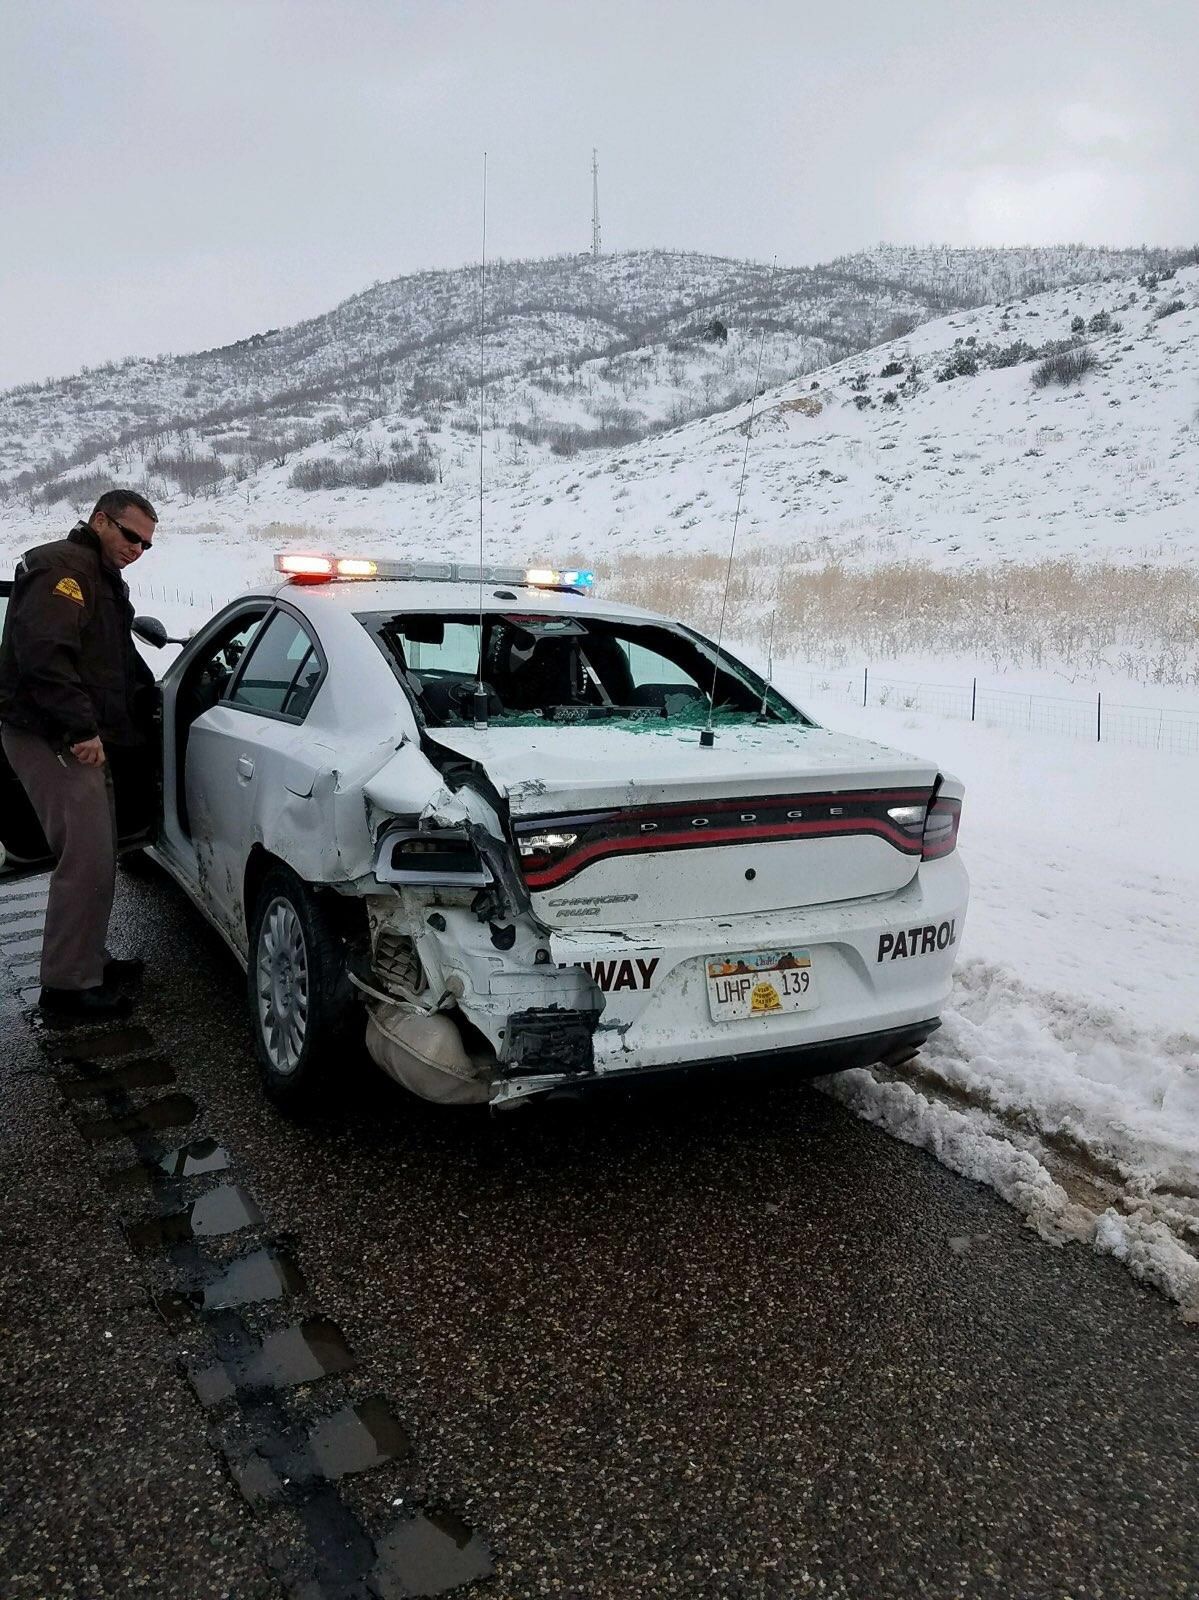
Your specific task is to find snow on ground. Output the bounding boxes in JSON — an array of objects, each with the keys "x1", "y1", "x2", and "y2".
[{"x1": 788, "y1": 681, "x2": 1199, "y2": 1314}]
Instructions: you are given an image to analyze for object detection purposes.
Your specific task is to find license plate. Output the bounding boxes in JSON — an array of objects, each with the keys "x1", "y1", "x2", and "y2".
[{"x1": 705, "y1": 948, "x2": 817, "y2": 1023}]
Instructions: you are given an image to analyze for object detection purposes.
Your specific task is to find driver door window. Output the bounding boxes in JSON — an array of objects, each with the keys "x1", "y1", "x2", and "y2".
[
  {"x1": 229, "y1": 611, "x2": 324, "y2": 721},
  {"x1": 183, "y1": 610, "x2": 270, "y2": 721}
]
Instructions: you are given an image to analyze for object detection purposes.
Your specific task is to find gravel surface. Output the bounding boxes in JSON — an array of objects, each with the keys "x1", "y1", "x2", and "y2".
[{"x1": 1, "y1": 865, "x2": 1195, "y2": 1599}]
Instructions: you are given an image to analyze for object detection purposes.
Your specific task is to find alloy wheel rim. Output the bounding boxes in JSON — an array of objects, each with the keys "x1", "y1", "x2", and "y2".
[{"x1": 255, "y1": 897, "x2": 310, "y2": 1075}]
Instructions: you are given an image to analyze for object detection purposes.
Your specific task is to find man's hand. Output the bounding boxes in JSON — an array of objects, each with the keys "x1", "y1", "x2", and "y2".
[{"x1": 70, "y1": 736, "x2": 106, "y2": 767}]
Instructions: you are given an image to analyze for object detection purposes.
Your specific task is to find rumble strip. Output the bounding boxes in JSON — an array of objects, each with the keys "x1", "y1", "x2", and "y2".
[{"x1": 0, "y1": 874, "x2": 494, "y2": 1599}]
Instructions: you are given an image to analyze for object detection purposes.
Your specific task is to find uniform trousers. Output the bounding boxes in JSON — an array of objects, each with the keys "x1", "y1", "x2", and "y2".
[{"x1": 1, "y1": 725, "x2": 116, "y2": 990}]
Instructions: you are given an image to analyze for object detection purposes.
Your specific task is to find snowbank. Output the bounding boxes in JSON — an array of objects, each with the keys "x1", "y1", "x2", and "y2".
[{"x1": 800, "y1": 687, "x2": 1199, "y2": 1314}]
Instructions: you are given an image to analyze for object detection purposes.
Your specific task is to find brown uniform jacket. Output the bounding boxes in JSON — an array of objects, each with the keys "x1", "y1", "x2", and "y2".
[{"x1": 0, "y1": 523, "x2": 153, "y2": 748}]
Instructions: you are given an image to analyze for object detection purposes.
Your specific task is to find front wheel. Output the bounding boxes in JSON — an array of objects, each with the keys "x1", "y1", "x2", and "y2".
[{"x1": 247, "y1": 865, "x2": 354, "y2": 1110}]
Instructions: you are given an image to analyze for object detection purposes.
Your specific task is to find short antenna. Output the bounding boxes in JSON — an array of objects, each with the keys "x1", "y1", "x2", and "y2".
[
  {"x1": 702, "y1": 257, "x2": 777, "y2": 748},
  {"x1": 474, "y1": 152, "x2": 490, "y2": 729}
]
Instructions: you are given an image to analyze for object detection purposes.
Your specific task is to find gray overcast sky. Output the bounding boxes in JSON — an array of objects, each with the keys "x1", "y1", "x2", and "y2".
[{"x1": 2, "y1": 0, "x2": 1196, "y2": 387}]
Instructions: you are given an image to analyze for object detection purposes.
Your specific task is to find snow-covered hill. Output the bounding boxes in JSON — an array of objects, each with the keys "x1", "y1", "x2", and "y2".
[
  {"x1": 420, "y1": 259, "x2": 1199, "y2": 573},
  {"x1": 2, "y1": 243, "x2": 1192, "y2": 524}
]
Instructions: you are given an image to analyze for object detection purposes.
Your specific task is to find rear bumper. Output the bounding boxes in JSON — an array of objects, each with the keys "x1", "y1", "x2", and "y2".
[
  {"x1": 551, "y1": 854, "x2": 967, "y2": 1060},
  {"x1": 488, "y1": 853, "x2": 968, "y2": 1107},
  {"x1": 490, "y1": 1017, "x2": 939, "y2": 1108}
]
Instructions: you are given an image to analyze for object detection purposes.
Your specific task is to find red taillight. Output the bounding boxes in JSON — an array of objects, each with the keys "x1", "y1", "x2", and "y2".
[{"x1": 922, "y1": 794, "x2": 961, "y2": 860}]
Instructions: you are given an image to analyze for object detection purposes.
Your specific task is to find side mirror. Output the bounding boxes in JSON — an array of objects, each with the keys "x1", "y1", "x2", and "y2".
[{"x1": 133, "y1": 615, "x2": 171, "y2": 649}]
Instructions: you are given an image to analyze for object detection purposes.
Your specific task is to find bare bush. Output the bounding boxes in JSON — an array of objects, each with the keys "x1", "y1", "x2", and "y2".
[
  {"x1": 289, "y1": 456, "x2": 343, "y2": 491},
  {"x1": 288, "y1": 448, "x2": 436, "y2": 490},
  {"x1": 390, "y1": 448, "x2": 437, "y2": 484},
  {"x1": 1153, "y1": 299, "x2": 1186, "y2": 320},
  {"x1": 1031, "y1": 348, "x2": 1099, "y2": 388},
  {"x1": 147, "y1": 451, "x2": 227, "y2": 497},
  {"x1": 40, "y1": 471, "x2": 119, "y2": 508}
]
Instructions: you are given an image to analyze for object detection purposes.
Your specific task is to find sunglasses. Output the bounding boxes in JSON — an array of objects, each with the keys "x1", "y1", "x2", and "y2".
[{"x1": 106, "y1": 514, "x2": 154, "y2": 552}]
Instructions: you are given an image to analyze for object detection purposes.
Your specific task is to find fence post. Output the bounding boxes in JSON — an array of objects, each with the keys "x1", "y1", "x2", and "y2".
[
  {"x1": 1097, "y1": 691, "x2": 1102, "y2": 743},
  {"x1": 971, "y1": 677, "x2": 977, "y2": 722},
  {"x1": 862, "y1": 666, "x2": 868, "y2": 708}
]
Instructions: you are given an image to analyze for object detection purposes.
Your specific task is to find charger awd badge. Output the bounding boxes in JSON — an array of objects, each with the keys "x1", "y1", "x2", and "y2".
[{"x1": 877, "y1": 920, "x2": 957, "y2": 962}]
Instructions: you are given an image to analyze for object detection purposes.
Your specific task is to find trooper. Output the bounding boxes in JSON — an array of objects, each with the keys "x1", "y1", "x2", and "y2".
[{"x1": 0, "y1": 489, "x2": 158, "y2": 1021}]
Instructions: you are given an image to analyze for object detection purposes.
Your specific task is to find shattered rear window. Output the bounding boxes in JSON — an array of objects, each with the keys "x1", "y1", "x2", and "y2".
[{"x1": 356, "y1": 611, "x2": 809, "y2": 730}]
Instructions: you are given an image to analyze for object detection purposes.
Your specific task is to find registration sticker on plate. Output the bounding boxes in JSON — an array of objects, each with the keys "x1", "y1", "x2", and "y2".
[{"x1": 705, "y1": 949, "x2": 817, "y2": 1023}]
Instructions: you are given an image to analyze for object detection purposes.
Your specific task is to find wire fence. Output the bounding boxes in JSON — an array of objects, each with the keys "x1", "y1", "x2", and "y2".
[
  {"x1": 784, "y1": 665, "x2": 1199, "y2": 756},
  {"x1": 128, "y1": 581, "x2": 224, "y2": 611}
]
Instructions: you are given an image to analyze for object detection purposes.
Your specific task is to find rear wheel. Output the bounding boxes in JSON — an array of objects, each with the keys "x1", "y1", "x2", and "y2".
[{"x1": 247, "y1": 864, "x2": 355, "y2": 1110}]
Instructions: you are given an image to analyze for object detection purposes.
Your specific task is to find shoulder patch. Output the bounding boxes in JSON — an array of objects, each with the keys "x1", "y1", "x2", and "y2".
[{"x1": 52, "y1": 576, "x2": 85, "y2": 605}]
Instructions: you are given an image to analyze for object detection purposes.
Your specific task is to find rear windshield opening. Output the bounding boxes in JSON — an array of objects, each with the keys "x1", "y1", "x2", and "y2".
[{"x1": 357, "y1": 611, "x2": 808, "y2": 729}]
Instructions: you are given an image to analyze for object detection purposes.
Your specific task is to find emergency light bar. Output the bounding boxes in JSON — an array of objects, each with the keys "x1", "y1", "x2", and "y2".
[{"x1": 274, "y1": 553, "x2": 594, "y2": 592}]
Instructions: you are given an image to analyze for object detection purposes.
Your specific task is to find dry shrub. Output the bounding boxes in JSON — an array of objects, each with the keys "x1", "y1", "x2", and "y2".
[
  {"x1": 597, "y1": 550, "x2": 1199, "y2": 686},
  {"x1": 779, "y1": 396, "x2": 824, "y2": 417},
  {"x1": 1031, "y1": 348, "x2": 1098, "y2": 388}
]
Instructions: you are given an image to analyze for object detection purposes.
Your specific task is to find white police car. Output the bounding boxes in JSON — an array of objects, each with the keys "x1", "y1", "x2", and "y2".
[{"x1": 0, "y1": 555, "x2": 968, "y2": 1110}]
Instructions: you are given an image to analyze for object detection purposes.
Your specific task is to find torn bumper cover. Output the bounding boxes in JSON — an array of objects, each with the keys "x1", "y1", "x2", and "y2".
[
  {"x1": 489, "y1": 1017, "x2": 941, "y2": 1108},
  {"x1": 499, "y1": 1007, "x2": 598, "y2": 1077}
]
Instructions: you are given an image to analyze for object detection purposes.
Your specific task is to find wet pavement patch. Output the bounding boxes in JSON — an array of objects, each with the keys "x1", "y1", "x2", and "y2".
[
  {"x1": 196, "y1": 1246, "x2": 308, "y2": 1311},
  {"x1": 190, "y1": 1316, "x2": 359, "y2": 1407},
  {"x1": 52, "y1": 1025, "x2": 158, "y2": 1062},
  {"x1": 371, "y1": 1507, "x2": 496, "y2": 1598},
  {"x1": 103, "y1": 1138, "x2": 232, "y2": 1193},
  {"x1": 308, "y1": 1395, "x2": 414, "y2": 1480},
  {"x1": 199, "y1": 1246, "x2": 306, "y2": 1309},
  {"x1": 125, "y1": 1183, "x2": 264, "y2": 1254},
  {"x1": 226, "y1": 1396, "x2": 415, "y2": 1507},
  {"x1": 158, "y1": 1136, "x2": 233, "y2": 1178},
  {"x1": 59, "y1": 1056, "x2": 176, "y2": 1100},
  {"x1": 149, "y1": 1245, "x2": 307, "y2": 1329},
  {"x1": 76, "y1": 1092, "x2": 199, "y2": 1143}
]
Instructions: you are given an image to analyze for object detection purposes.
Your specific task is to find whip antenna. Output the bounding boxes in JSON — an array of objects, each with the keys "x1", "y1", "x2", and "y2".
[
  {"x1": 473, "y1": 152, "x2": 489, "y2": 729},
  {"x1": 756, "y1": 602, "x2": 777, "y2": 723},
  {"x1": 702, "y1": 257, "x2": 776, "y2": 748}
]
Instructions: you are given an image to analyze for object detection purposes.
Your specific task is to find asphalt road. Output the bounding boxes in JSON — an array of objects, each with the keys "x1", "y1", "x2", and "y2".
[{"x1": 1, "y1": 866, "x2": 1195, "y2": 1600}]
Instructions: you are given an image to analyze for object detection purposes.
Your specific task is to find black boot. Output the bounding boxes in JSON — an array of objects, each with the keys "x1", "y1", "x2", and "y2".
[{"x1": 38, "y1": 985, "x2": 133, "y2": 1023}]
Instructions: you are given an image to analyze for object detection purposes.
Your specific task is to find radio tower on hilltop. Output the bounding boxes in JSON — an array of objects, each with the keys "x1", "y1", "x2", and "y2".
[{"x1": 591, "y1": 148, "x2": 602, "y2": 259}]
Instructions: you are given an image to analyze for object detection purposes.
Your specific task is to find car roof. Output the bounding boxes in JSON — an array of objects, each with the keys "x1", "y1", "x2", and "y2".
[{"x1": 260, "y1": 577, "x2": 670, "y2": 627}]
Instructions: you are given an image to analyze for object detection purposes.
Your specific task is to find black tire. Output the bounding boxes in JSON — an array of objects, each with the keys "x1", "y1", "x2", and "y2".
[{"x1": 246, "y1": 864, "x2": 355, "y2": 1110}]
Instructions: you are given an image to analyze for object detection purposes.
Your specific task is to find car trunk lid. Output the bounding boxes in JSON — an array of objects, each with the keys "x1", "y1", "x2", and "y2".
[{"x1": 430, "y1": 723, "x2": 937, "y2": 929}]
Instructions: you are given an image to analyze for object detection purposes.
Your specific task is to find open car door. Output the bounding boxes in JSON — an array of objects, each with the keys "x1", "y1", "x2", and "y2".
[
  {"x1": 0, "y1": 575, "x2": 55, "y2": 883},
  {"x1": 0, "y1": 580, "x2": 163, "y2": 885}
]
